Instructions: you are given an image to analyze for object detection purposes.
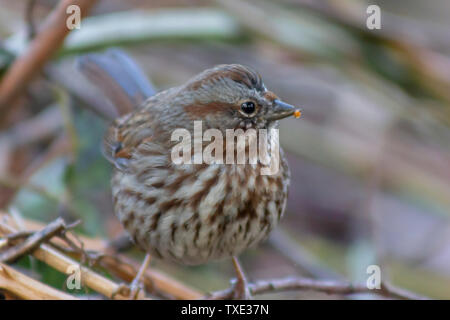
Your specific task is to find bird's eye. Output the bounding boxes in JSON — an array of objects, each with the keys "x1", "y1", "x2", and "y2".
[{"x1": 241, "y1": 101, "x2": 256, "y2": 115}]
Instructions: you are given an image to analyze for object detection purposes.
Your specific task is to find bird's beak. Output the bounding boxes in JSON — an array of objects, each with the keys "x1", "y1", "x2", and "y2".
[{"x1": 266, "y1": 99, "x2": 300, "y2": 121}]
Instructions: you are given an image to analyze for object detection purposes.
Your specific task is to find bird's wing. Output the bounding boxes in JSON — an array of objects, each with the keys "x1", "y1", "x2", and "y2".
[{"x1": 102, "y1": 109, "x2": 157, "y2": 171}]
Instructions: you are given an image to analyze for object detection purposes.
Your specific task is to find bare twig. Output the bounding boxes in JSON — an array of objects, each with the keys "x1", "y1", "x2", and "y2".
[
  {"x1": 98, "y1": 253, "x2": 202, "y2": 300},
  {"x1": 206, "y1": 276, "x2": 428, "y2": 300},
  {"x1": 0, "y1": 218, "x2": 129, "y2": 299},
  {"x1": 378, "y1": 281, "x2": 427, "y2": 300},
  {"x1": 48, "y1": 228, "x2": 202, "y2": 299},
  {"x1": 33, "y1": 243, "x2": 131, "y2": 299},
  {"x1": 0, "y1": 218, "x2": 68, "y2": 263},
  {"x1": 4, "y1": 230, "x2": 33, "y2": 242},
  {"x1": 0, "y1": 0, "x2": 97, "y2": 114},
  {"x1": 51, "y1": 236, "x2": 201, "y2": 300},
  {"x1": 0, "y1": 211, "x2": 428, "y2": 300},
  {"x1": 0, "y1": 212, "x2": 203, "y2": 299},
  {"x1": 0, "y1": 262, "x2": 77, "y2": 300}
]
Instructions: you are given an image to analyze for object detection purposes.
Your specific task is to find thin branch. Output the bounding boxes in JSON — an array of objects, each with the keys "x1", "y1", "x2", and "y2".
[
  {"x1": 49, "y1": 236, "x2": 201, "y2": 300},
  {"x1": 378, "y1": 281, "x2": 427, "y2": 300},
  {"x1": 0, "y1": 218, "x2": 129, "y2": 299},
  {"x1": 0, "y1": 212, "x2": 203, "y2": 300},
  {"x1": 0, "y1": 0, "x2": 98, "y2": 114},
  {"x1": 50, "y1": 229, "x2": 202, "y2": 299},
  {"x1": 206, "y1": 276, "x2": 428, "y2": 300},
  {"x1": 0, "y1": 217, "x2": 68, "y2": 262},
  {"x1": 0, "y1": 212, "x2": 426, "y2": 300},
  {"x1": 98, "y1": 253, "x2": 202, "y2": 300},
  {"x1": 4, "y1": 230, "x2": 33, "y2": 242},
  {"x1": 0, "y1": 262, "x2": 77, "y2": 300}
]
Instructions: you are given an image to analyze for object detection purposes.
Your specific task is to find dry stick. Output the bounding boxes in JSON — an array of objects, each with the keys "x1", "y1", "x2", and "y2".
[
  {"x1": 1, "y1": 212, "x2": 108, "y2": 253},
  {"x1": 51, "y1": 236, "x2": 201, "y2": 300},
  {"x1": 207, "y1": 276, "x2": 428, "y2": 300},
  {"x1": 98, "y1": 253, "x2": 202, "y2": 300},
  {"x1": 0, "y1": 212, "x2": 427, "y2": 300},
  {"x1": 0, "y1": 0, "x2": 97, "y2": 113},
  {"x1": 0, "y1": 213, "x2": 203, "y2": 299},
  {"x1": 0, "y1": 262, "x2": 77, "y2": 300},
  {"x1": 0, "y1": 215, "x2": 426, "y2": 300},
  {"x1": 34, "y1": 244, "x2": 130, "y2": 299},
  {"x1": 0, "y1": 217, "x2": 67, "y2": 263},
  {"x1": 0, "y1": 220, "x2": 129, "y2": 300}
]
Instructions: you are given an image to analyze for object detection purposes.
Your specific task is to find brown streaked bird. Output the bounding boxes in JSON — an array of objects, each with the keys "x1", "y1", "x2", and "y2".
[{"x1": 78, "y1": 49, "x2": 301, "y2": 299}]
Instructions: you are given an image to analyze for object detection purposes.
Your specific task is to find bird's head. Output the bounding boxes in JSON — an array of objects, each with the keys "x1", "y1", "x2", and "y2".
[{"x1": 178, "y1": 64, "x2": 301, "y2": 131}]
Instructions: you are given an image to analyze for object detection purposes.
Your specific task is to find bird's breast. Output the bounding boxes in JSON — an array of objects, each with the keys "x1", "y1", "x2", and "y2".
[{"x1": 111, "y1": 143, "x2": 289, "y2": 264}]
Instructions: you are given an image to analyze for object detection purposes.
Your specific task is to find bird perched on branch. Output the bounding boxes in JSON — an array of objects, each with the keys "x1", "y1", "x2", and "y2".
[{"x1": 78, "y1": 49, "x2": 301, "y2": 299}]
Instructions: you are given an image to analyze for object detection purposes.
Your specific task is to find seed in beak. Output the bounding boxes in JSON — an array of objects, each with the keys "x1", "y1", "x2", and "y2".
[{"x1": 294, "y1": 110, "x2": 302, "y2": 119}]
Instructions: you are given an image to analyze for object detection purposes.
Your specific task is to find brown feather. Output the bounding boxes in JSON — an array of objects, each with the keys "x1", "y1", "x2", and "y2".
[{"x1": 184, "y1": 102, "x2": 236, "y2": 118}]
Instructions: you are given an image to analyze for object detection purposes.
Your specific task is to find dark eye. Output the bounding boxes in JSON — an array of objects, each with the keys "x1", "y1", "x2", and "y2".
[{"x1": 241, "y1": 101, "x2": 256, "y2": 115}]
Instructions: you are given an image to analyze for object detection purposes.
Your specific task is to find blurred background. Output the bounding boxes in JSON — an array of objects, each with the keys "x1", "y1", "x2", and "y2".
[{"x1": 1, "y1": 0, "x2": 450, "y2": 299}]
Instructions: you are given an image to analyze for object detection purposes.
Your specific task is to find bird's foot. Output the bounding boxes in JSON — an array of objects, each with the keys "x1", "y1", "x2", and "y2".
[
  {"x1": 115, "y1": 253, "x2": 151, "y2": 300},
  {"x1": 230, "y1": 277, "x2": 252, "y2": 300},
  {"x1": 111, "y1": 282, "x2": 145, "y2": 300},
  {"x1": 129, "y1": 277, "x2": 146, "y2": 299},
  {"x1": 230, "y1": 256, "x2": 252, "y2": 300}
]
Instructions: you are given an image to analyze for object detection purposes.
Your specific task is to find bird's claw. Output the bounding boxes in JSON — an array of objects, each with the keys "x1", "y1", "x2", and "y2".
[
  {"x1": 111, "y1": 282, "x2": 145, "y2": 300},
  {"x1": 129, "y1": 279, "x2": 146, "y2": 299},
  {"x1": 230, "y1": 278, "x2": 252, "y2": 300}
]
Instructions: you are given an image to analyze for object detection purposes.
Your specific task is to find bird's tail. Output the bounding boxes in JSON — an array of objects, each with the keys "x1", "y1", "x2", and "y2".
[{"x1": 76, "y1": 48, "x2": 156, "y2": 117}]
